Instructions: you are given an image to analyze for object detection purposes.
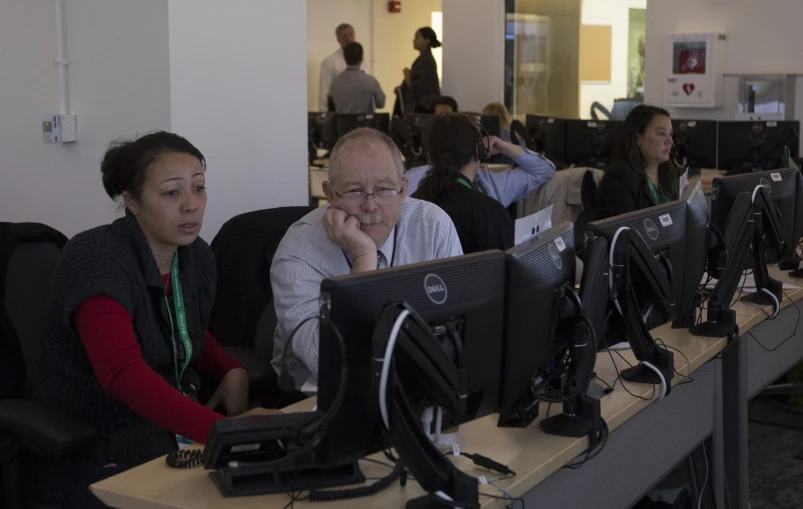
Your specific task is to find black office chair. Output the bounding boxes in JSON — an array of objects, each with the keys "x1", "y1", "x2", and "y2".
[
  {"x1": 590, "y1": 101, "x2": 613, "y2": 121},
  {"x1": 208, "y1": 206, "x2": 315, "y2": 408},
  {"x1": 0, "y1": 223, "x2": 96, "y2": 509}
]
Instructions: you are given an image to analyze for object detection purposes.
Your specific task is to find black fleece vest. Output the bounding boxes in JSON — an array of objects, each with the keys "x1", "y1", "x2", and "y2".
[{"x1": 31, "y1": 214, "x2": 216, "y2": 506}]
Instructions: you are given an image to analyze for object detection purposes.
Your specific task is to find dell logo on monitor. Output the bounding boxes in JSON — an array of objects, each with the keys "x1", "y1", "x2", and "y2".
[
  {"x1": 760, "y1": 178, "x2": 772, "y2": 195},
  {"x1": 644, "y1": 218, "x2": 659, "y2": 240},
  {"x1": 424, "y1": 274, "x2": 448, "y2": 305}
]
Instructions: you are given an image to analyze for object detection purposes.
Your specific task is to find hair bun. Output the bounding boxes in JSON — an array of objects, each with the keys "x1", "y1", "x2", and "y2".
[{"x1": 100, "y1": 142, "x2": 129, "y2": 199}]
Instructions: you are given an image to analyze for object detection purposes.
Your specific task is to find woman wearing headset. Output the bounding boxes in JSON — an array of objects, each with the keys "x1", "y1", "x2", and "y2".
[
  {"x1": 31, "y1": 131, "x2": 278, "y2": 508},
  {"x1": 413, "y1": 114, "x2": 514, "y2": 253}
]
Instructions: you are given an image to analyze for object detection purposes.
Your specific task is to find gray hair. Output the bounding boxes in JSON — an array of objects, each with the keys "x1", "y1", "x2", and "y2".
[
  {"x1": 328, "y1": 127, "x2": 405, "y2": 184},
  {"x1": 335, "y1": 23, "x2": 354, "y2": 37}
]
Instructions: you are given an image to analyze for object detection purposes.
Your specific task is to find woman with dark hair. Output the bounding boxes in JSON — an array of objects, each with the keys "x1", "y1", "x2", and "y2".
[
  {"x1": 31, "y1": 131, "x2": 278, "y2": 508},
  {"x1": 396, "y1": 26, "x2": 442, "y2": 114},
  {"x1": 413, "y1": 115, "x2": 514, "y2": 253},
  {"x1": 596, "y1": 105, "x2": 680, "y2": 219}
]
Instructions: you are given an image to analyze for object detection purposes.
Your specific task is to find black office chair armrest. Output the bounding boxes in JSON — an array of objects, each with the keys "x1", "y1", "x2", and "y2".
[
  {"x1": 0, "y1": 399, "x2": 96, "y2": 459},
  {"x1": 225, "y1": 346, "x2": 273, "y2": 386}
]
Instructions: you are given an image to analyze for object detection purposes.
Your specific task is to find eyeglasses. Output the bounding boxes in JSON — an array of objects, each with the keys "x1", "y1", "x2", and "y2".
[{"x1": 333, "y1": 186, "x2": 404, "y2": 204}]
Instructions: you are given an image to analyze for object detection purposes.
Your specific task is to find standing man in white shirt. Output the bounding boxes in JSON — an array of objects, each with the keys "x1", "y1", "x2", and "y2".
[{"x1": 319, "y1": 23, "x2": 371, "y2": 112}]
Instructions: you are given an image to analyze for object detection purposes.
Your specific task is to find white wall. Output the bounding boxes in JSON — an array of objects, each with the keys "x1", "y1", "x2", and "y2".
[
  {"x1": 442, "y1": 0, "x2": 505, "y2": 113},
  {"x1": 373, "y1": 0, "x2": 442, "y2": 112},
  {"x1": 579, "y1": 0, "x2": 645, "y2": 119},
  {"x1": 306, "y1": 0, "x2": 441, "y2": 114},
  {"x1": 169, "y1": 0, "x2": 308, "y2": 241},
  {"x1": 645, "y1": 0, "x2": 803, "y2": 120},
  {"x1": 0, "y1": 0, "x2": 171, "y2": 237}
]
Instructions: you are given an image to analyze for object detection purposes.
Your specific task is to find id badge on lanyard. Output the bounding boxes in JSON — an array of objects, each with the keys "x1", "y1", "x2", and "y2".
[{"x1": 164, "y1": 251, "x2": 196, "y2": 449}]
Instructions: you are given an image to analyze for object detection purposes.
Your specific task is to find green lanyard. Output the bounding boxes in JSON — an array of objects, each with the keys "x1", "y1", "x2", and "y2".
[
  {"x1": 456, "y1": 174, "x2": 488, "y2": 195},
  {"x1": 646, "y1": 179, "x2": 666, "y2": 205},
  {"x1": 164, "y1": 251, "x2": 192, "y2": 394}
]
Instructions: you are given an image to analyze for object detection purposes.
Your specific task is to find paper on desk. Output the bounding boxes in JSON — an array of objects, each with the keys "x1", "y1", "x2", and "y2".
[
  {"x1": 515, "y1": 205, "x2": 553, "y2": 246},
  {"x1": 702, "y1": 272, "x2": 799, "y2": 293}
]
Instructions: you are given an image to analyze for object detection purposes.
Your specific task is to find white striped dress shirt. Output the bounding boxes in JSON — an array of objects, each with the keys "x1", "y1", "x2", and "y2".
[{"x1": 270, "y1": 198, "x2": 463, "y2": 388}]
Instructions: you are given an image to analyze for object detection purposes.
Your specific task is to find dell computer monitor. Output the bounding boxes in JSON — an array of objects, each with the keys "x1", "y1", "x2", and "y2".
[
  {"x1": 308, "y1": 112, "x2": 338, "y2": 156},
  {"x1": 316, "y1": 251, "x2": 506, "y2": 468},
  {"x1": 565, "y1": 119, "x2": 623, "y2": 169},
  {"x1": 710, "y1": 168, "x2": 803, "y2": 267},
  {"x1": 525, "y1": 115, "x2": 567, "y2": 164},
  {"x1": 717, "y1": 120, "x2": 800, "y2": 174},
  {"x1": 672, "y1": 119, "x2": 717, "y2": 170},
  {"x1": 335, "y1": 113, "x2": 390, "y2": 141},
  {"x1": 501, "y1": 222, "x2": 576, "y2": 418},
  {"x1": 587, "y1": 198, "x2": 688, "y2": 328}
]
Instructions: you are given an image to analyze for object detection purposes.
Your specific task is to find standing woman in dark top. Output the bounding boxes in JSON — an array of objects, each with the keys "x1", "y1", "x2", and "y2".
[
  {"x1": 397, "y1": 27, "x2": 442, "y2": 114},
  {"x1": 30, "y1": 132, "x2": 278, "y2": 508},
  {"x1": 412, "y1": 114, "x2": 514, "y2": 253},
  {"x1": 596, "y1": 105, "x2": 680, "y2": 219}
]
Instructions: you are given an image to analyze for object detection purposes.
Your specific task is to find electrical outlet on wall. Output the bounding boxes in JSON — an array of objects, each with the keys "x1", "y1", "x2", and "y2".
[{"x1": 42, "y1": 114, "x2": 77, "y2": 143}]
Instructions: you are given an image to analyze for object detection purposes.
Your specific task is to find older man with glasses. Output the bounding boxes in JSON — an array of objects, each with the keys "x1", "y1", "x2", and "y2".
[{"x1": 270, "y1": 127, "x2": 463, "y2": 390}]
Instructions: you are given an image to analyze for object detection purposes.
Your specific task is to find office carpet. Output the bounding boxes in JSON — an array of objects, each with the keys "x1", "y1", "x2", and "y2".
[
  {"x1": 746, "y1": 398, "x2": 803, "y2": 509},
  {"x1": 653, "y1": 397, "x2": 803, "y2": 509}
]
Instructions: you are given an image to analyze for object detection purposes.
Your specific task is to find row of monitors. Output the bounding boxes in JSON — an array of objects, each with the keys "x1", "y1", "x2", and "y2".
[
  {"x1": 209, "y1": 167, "x2": 803, "y2": 475},
  {"x1": 526, "y1": 116, "x2": 801, "y2": 173},
  {"x1": 313, "y1": 166, "x2": 803, "y2": 469},
  {"x1": 313, "y1": 174, "x2": 721, "y2": 467}
]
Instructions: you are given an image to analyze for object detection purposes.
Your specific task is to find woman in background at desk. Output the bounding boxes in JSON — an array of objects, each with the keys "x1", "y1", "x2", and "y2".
[
  {"x1": 31, "y1": 132, "x2": 279, "y2": 508},
  {"x1": 413, "y1": 114, "x2": 514, "y2": 253},
  {"x1": 395, "y1": 27, "x2": 441, "y2": 114},
  {"x1": 596, "y1": 105, "x2": 680, "y2": 219}
]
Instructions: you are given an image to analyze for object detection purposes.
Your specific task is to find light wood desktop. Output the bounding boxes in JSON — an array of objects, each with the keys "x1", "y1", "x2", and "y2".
[{"x1": 90, "y1": 267, "x2": 803, "y2": 509}]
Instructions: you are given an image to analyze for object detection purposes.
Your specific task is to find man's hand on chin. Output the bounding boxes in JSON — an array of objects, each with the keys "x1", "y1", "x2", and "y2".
[{"x1": 323, "y1": 207, "x2": 377, "y2": 272}]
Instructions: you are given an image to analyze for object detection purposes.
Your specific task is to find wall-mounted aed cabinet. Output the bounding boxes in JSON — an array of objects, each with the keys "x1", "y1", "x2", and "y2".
[{"x1": 665, "y1": 32, "x2": 725, "y2": 108}]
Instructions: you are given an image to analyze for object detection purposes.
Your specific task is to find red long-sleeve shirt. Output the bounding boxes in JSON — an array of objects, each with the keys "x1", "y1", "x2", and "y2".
[{"x1": 72, "y1": 274, "x2": 244, "y2": 443}]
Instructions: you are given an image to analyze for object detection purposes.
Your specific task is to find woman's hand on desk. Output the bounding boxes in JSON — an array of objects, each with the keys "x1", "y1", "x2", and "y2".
[
  {"x1": 205, "y1": 367, "x2": 249, "y2": 417},
  {"x1": 232, "y1": 407, "x2": 283, "y2": 419}
]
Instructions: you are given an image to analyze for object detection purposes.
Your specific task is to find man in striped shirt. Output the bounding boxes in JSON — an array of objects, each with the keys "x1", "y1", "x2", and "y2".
[{"x1": 271, "y1": 128, "x2": 463, "y2": 389}]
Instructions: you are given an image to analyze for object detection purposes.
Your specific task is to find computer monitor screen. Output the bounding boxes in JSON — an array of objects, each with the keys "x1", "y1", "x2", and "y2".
[
  {"x1": 717, "y1": 120, "x2": 799, "y2": 174},
  {"x1": 565, "y1": 119, "x2": 623, "y2": 169},
  {"x1": 316, "y1": 251, "x2": 506, "y2": 468},
  {"x1": 525, "y1": 115, "x2": 567, "y2": 163},
  {"x1": 710, "y1": 167, "x2": 803, "y2": 266},
  {"x1": 587, "y1": 199, "x2": 688, "y2": 327},
  {"x1": 335, "y1": 113, "x2": 390, "y2": 141},
  {"x1": 672, "y1": 119, "x2": 718, "y2": 170},
  {"x1": 308, "y1": 112, "x2": 338, "y2": 153},
  {"x1": 501, "y1": 222, "x2": 575, "y2": 415}
]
